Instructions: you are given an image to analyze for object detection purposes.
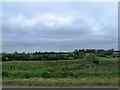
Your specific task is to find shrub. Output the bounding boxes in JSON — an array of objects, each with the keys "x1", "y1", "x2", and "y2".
[
  {"x1": 84, "y1": 53, "x2": 99, "y2": 64},
  {"x1": 92, "y1": 59, "x2": 99, "y2": 64}
]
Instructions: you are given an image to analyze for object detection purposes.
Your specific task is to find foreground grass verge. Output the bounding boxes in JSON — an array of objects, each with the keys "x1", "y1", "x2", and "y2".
[{"x1": 2, "y1": 77, "x2": 119, "y2": 87}]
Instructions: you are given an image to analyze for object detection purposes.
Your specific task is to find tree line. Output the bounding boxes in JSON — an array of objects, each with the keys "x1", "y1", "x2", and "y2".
[{"x1": 2, "y1": 49, "x2": 120, "y2": 61}]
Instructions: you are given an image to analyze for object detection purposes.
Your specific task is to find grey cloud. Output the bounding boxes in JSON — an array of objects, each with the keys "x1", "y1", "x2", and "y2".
[{"x1": 2, "y1": 11, "x2": 117, "y2": 52}]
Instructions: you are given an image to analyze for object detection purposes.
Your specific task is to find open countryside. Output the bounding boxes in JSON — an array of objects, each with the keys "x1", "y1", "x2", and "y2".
[
  {"x1": 2, "y1": 49, "x2": 119, "y2": 87},
  {"x1": 2, "y1": 2, "x2": 118, "y2": 88}
]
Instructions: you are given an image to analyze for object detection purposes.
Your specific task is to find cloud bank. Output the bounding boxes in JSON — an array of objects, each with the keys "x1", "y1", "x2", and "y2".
[{"x1": 2, "y1": 2, "x2": 118, "y2": 52}]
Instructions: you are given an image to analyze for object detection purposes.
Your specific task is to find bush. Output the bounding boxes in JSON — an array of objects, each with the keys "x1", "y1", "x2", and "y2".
[
  {"x1": 84, "y1": 54, "x2": 99, "y2": 64},
  {"x1": 92, "y1": 59, "x2": 99, "y2": 64}
]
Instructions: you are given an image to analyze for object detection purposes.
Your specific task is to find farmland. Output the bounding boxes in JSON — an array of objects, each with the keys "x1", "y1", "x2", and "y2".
[{"x1": 2, "y1": 56, "x2": 119, "y2": 87}]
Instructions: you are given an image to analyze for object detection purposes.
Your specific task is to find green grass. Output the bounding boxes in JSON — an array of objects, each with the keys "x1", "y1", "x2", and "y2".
[{"x1": 2, "y1": 58, "x2": 119, "y2": 87}]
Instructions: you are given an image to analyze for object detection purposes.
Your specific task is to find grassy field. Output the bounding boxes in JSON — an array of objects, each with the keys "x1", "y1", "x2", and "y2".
[{"x1": 2, "y1": 57, "x2": 119, "y2": 87}]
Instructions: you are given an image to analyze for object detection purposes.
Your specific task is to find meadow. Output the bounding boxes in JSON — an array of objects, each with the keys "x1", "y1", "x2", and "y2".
[{"x1": 2, "y1": 57, "x2": 119, "y2": 87}]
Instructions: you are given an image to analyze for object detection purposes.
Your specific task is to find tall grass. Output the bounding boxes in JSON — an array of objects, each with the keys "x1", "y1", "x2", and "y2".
[{"x1": 2, "y1": 58, "x2": 119, "y2": 86}]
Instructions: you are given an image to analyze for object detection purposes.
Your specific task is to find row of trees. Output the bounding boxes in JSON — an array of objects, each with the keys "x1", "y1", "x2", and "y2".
[
  {"x1": 74, "y1": 49, "x2": 117, "y2": 57},
  {"x1": 2, "y1": 49, "x2": 120, "y2": 61}
]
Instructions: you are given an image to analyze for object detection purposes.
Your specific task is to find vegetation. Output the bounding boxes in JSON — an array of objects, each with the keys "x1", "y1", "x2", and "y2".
[
  {"x1": 2, "y1": 48, "x2": 119, "y2": 87},
  {"x1": 2, "y1": 57, "x2": 119, "y2": 86},
  {"x1": 3, "y1": 77, "x2": 118, "y2": 87},
  {"x1": 2, "y1": 49, "x2": 120, "y2": 61}
]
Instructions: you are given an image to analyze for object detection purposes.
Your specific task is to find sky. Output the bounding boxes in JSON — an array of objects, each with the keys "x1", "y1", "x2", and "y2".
[{"x1": 2, "y1": 2, "x2": 118, "y2": 52}]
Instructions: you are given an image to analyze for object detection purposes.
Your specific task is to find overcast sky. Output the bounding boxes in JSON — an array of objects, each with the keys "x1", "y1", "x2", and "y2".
[{"x1": 2, "y1": 2, "x2": 118, "y2": 52}]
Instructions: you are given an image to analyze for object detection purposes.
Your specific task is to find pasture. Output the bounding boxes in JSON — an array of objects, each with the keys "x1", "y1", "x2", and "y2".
[{"x1": 2, "y1": 57, "x2": 119, "y2": 87}]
